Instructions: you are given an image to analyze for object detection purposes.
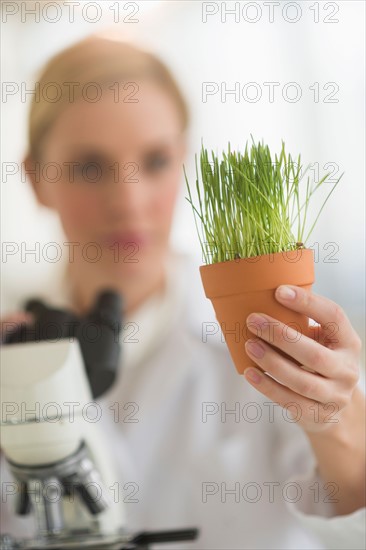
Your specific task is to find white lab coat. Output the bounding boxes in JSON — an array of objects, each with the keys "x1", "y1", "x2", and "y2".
[{"x1": 1, "y1": 249, "x2": 365, "y2": 549}]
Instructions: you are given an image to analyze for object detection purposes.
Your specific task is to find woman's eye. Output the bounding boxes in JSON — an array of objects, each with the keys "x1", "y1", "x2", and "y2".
[
  {"x1": 144, "y1": 154, "x2": 170, "y2": 172},
  {"x1": 74, "y1": 162, "x2": 104, "y2": 183}
]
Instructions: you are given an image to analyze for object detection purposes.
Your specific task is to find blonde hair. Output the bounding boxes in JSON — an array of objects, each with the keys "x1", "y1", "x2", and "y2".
[{"x1": 28, "y1": 36, "x2": 189, "y2": 160}]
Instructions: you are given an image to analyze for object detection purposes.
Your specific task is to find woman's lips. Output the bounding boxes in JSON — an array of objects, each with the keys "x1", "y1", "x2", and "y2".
[{"x1": 103, "y1": 232, "x2": 150, "y2": 247}]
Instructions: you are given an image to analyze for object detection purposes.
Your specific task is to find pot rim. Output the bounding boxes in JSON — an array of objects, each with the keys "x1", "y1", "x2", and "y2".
[{"x1": 199, "y1": 248, "x2": 314, "y2": 298}]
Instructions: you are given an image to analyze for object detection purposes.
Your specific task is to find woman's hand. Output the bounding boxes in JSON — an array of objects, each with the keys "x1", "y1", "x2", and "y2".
[
  {"x1": 243, "y1": 284, "x2": 363, "y2": 434},
  {"x1": 243, "y1": 284, "x2": 366, "y2": 514},
  {"x1": 0, "y1": 312, "x2": 34, "y2": 344}
]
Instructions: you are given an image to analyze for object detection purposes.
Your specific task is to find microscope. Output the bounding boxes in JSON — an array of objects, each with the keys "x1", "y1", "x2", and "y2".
[{"x1": 0, "y1": 292, "x2": 198, "y2": 549}]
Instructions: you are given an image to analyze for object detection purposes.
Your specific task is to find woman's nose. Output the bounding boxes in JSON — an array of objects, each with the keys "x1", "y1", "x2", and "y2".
[{"x1": 103, "y1": 164, "x2": 146, "y2": 220}]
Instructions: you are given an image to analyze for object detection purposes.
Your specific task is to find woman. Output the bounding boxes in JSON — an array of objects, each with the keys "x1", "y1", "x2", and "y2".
[{"x1": 1, "y1": 36, "x2": 365, "y2": 549}]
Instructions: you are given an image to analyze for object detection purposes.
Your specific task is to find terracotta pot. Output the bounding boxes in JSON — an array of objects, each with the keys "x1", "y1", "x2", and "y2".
[{"x1": 200, "y1": 248, "x2": 315, "y2": 373}]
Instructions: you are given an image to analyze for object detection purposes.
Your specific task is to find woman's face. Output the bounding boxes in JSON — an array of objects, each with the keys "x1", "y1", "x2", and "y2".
[{"x1": 31, "y1": 80, "x2": 186, "y2": 283}]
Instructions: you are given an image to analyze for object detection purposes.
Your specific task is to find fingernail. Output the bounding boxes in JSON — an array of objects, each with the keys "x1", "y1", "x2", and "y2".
[
  {"x1": 244, "y1": 368, "x2": 262, "y2": 384},
  {"x1": 245, "y1": 341, "x2": 265, "y2": 358},
  {"x1": 276, "y1": 285, "x2": 296, "y2": 300},
  {"x1": 246, "y1": 313, "x2": 266, "y2": 326}
]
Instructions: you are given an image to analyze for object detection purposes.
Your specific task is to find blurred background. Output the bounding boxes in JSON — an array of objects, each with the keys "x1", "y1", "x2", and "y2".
[{"x1": 1, "y1": 0, "x2": 365, "y2": 363}]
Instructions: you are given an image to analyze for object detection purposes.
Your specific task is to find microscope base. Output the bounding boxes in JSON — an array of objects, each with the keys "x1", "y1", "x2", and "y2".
[{"x1": 1, "y1": 528, "x2": 199, "y2": 550}]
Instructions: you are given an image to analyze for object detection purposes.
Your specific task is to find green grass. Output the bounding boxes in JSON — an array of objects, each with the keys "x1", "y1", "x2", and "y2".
[{"x1": 184, "y1": 136, "x2": 342, "y2": 265}]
